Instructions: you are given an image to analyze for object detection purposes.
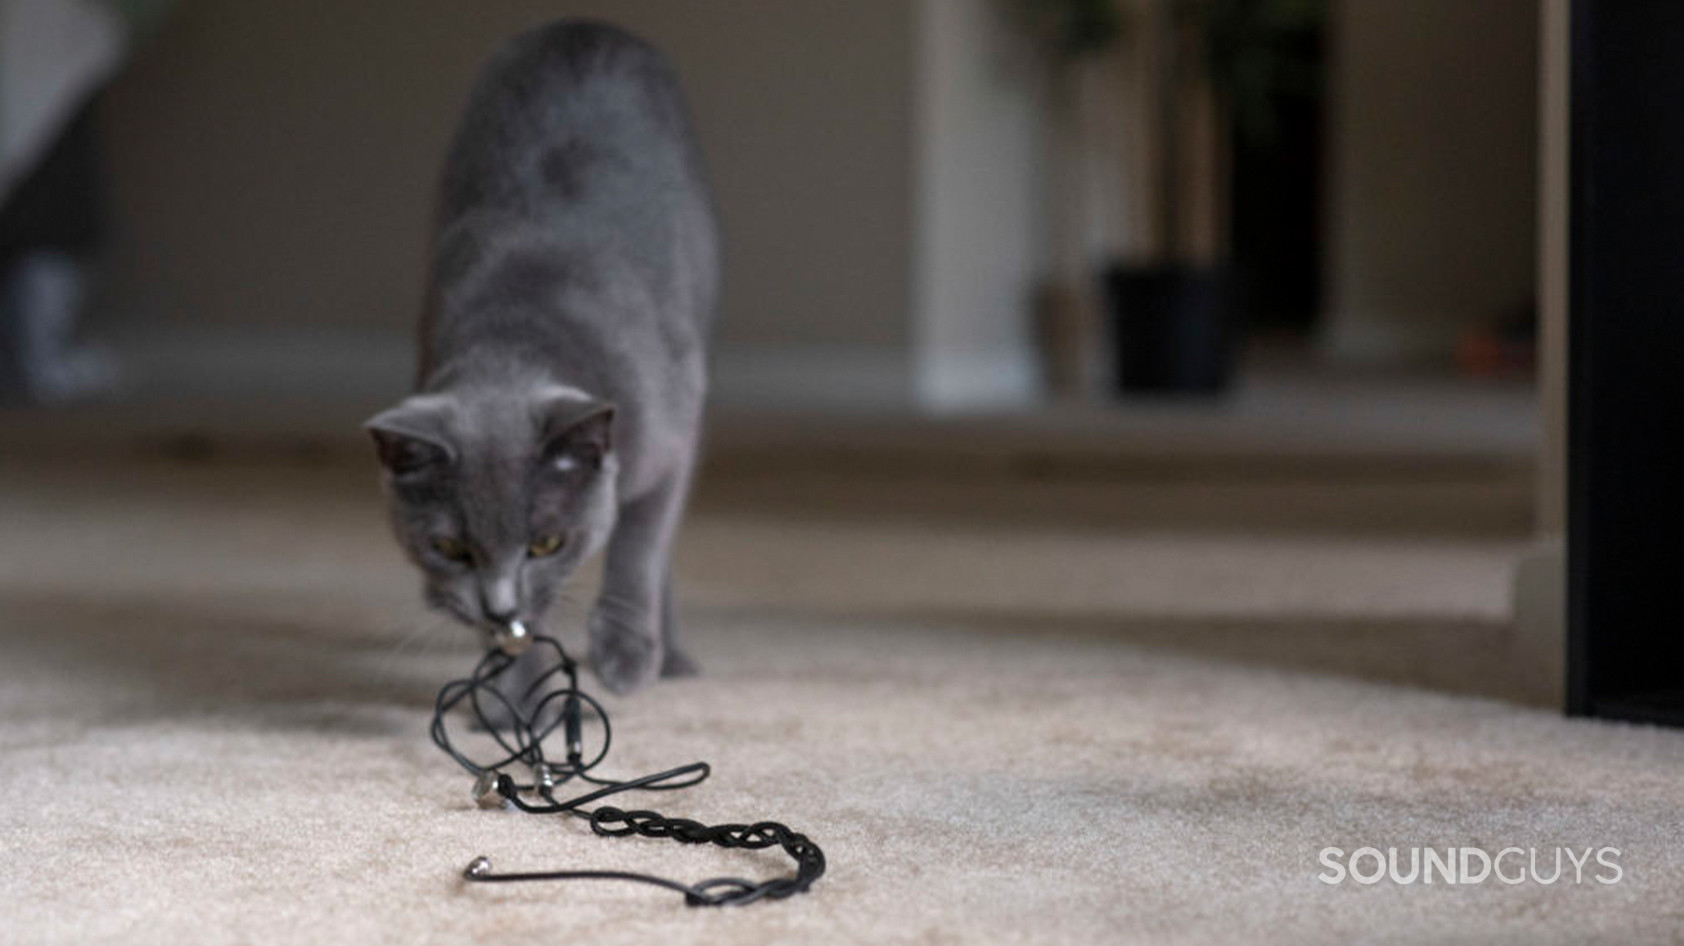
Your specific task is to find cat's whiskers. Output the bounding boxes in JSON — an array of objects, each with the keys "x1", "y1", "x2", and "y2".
[{"x1": 373, "y1": 613, "x2": 472, "y2": 682}]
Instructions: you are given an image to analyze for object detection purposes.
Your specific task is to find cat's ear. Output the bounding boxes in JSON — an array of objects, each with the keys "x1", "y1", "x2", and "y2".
[
  {"x1": 364, "y1": 396, "x2": 457, "y2": 477},
  {"x1": 540, "y1": 394, "x2": 614, "y2": 473}
]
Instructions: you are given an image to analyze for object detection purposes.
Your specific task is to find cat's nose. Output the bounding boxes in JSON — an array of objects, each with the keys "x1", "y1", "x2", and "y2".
[{"x1": 479, "y1": 575, "x2": 519, "y2": 625}]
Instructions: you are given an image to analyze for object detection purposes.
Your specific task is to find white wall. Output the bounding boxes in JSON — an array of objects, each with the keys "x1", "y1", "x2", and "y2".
[
  {"x1": 1323, "y1": 0, "x2": 1539, "y2": 363},
  {"x1": 96, "y1": 0, "x2": 923, "y2": 406}
]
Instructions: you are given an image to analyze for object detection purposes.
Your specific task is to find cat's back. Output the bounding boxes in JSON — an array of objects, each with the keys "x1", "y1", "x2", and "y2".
[
  {"x1": 422, "y1": 20, "x2": 716, "y2": 458},
  {"x1": 425, "y1": 20, "x2": 718, "y2": 388},
  {"x1": 437, "y1": 20, "x2": 706, "y2": 225}
]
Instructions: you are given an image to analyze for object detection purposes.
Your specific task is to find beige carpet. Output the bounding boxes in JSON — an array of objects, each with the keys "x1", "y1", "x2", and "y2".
[{"x1": 2, "y1": 439, "x2": 1682, "y2": 945}]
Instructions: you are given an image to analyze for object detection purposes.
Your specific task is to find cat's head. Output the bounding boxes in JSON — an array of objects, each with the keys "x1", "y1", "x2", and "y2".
[{"x1": 364, "y1": 386, "x2": 618, "y2": 643}]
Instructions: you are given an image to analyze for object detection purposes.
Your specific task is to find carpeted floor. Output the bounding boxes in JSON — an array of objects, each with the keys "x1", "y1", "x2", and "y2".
[{"x1": 2, "y1": 432, "x2": 1682, "y2": 945}]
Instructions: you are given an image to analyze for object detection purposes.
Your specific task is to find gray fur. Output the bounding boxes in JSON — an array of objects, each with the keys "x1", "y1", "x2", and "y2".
[{"x1": 366, "y1": 21, "x2": 717, "y2": 696}]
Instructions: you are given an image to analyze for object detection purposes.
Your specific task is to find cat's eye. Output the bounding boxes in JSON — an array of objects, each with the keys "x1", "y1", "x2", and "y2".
[
  {"x1": 528, "y1": 534, "x2": 566, "y2": 558},
  {"x1": 430, "y1": 536, "x2": 472, "y2": 563}
]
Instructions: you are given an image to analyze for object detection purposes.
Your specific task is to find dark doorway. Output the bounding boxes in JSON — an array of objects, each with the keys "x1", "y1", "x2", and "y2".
[{"x1": 1226, "y1": 20, "x2": 1327, "y2": 333}]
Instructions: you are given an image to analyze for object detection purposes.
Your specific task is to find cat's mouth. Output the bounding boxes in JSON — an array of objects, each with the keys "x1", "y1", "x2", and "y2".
[{"x1": 424, "y1": 590, "x2": 530, "y2": 653}]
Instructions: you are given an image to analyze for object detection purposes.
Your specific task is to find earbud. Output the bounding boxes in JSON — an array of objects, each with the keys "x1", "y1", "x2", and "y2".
[
  {"x1": 533, "y1": 762, "x2": 557, "y2": 791},
  {"x1": 473, "y1": 771, "x2": 510, "y2": 809},
  {"x1": 494, "y1": 619, "x2": 531, "y2": 656},
  {"x1": 435, "y1": 631, "x2": 823, "y2": 905}
]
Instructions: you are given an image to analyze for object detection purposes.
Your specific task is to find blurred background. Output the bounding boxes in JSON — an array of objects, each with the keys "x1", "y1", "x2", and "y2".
[
  {"x1": 4, "y1": 0, "x2": 1545, "y2": 409},
  {"x1": 0, "y1": 0, "x2": 1564, "y2": 703}
]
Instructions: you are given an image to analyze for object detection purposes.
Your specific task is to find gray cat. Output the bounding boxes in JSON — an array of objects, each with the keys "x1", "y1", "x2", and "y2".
[{"x1": 366, "y1": 21, "x2": 717, "y2": 697}]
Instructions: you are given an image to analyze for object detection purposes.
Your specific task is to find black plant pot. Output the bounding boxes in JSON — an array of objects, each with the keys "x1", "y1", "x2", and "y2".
[{"x1": 1104, "y1": 264, "x2": 1236, "y2": 395}]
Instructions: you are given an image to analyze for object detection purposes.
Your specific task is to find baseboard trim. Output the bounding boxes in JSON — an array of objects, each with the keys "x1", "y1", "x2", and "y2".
[
  {"x1": 107, "y1": 324, "x2": 414, "y2": 405},
  {"x1": 708, "y1": 343, "x2": 914, "y2": 413},
  {"x1": 1321, "y1": 316, "x2": 1464, "y2": 366},
  {"x1": 916, "y1": 347, "x2": 1040, "y2": 412}
]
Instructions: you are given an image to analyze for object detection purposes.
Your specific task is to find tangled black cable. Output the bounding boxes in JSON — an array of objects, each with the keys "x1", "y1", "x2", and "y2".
[{"x1": 430, "y1": 633, "x2": 825, "y2": 907}]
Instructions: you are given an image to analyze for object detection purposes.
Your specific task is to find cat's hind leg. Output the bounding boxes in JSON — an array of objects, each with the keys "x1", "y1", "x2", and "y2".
[{"x1": 659, "y1": 576, "x2": 700, "y2": 678}]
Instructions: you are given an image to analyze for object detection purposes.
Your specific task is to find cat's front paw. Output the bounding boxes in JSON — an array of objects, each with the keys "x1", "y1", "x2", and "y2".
[
  {"x1": 661, "y1": 646, "x2": 701, "y2": 678},
  {"x1": 589, "y1": 607, "x2": 663, "y2": 695}
]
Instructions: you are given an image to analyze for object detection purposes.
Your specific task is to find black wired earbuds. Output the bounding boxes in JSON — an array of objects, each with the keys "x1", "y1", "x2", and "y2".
[{"x1": 429, "y1": 629, "x2": 826, "y2": 907}]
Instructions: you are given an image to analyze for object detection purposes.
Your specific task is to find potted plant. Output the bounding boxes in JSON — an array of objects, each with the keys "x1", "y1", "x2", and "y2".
[{"x1": 1020, "y1": 0, "x2": 1327, "y2": 395}]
